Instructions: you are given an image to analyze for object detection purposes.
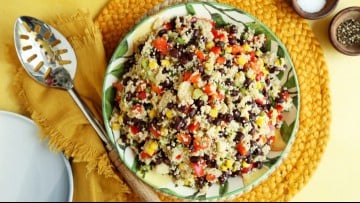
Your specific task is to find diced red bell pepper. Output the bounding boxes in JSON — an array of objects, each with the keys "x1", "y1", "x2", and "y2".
[
  {"x1": 112, "y1": 82, "x2": 123, "y2": 91},
  {"x1": 140, "y1": 151, "x2": 151, "y2": 159},
  {"x1": 206, "y1": 174, "x2": 216, "y2": 181},
  {"x1": 188, "y1": 122, "x2": 200, "y2": 133},
  {"x1": 210, "y1": 46, "x2": 221, "y2": 55},
  {"x1": 216, "y1": 56, "x2": 226, "y2": 65},
  {"x1": 231, "y1": 44, "x2": 243, "y2": 55},
  {"x1": 177, "y1": 133, "x2": 192, "y2": 146},
  {"x1": 151, "y1": 84, "x2": 163, "y2": 95},
  {"x1": 149, "y1": 125, "x2": 161, "y2": 138},
  {"x1": 195, "y1": 49, "x2": 205, "y2": 62},
  {"x1": 191, "y1": 162, "x2": 205, "y2": 177},
  {"x1": 137, "y1": 91, "x2": 147, "y2": 100},
  {"x1": 183, "y1": 71, "x2": 192, "y2": 81},
  {"x1": 153, "y1": 37, "x2": 170, "y2": 55},
  {"x1": 236, "y1": 142, "x2": 249, "y2": 156},
  {"x1": 130, "y1": 125, "x2": 140, "y2": 134}
]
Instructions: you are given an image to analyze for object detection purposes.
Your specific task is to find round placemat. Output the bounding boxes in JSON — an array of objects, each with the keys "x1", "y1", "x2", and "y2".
[{"x1": 95, "y1": 0, "x2": 331, "y2": 201}]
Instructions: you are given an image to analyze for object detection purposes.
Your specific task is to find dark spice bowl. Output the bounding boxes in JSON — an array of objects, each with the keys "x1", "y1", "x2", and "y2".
[
  {"x1": 329, "y1": 6, "x2": 360, "y2": 56},
  {"x1": 292, "y1": 0, "x2": 339, "y2": 20}
]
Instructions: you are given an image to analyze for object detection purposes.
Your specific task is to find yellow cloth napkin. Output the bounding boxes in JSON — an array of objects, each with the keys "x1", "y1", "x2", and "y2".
[{"x1": 12, "y1": 10, "x2": 136, "y2": 201}]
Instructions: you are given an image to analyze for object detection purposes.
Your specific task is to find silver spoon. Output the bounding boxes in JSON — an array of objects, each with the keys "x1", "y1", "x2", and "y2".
[{"x1": 13, "y1": 16, "x2": 160, "y2": 202}]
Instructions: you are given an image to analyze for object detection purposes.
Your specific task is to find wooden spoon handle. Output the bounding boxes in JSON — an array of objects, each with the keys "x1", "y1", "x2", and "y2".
[{"x1": 108, "y1": 148, "x2": 161, "y2": 202}]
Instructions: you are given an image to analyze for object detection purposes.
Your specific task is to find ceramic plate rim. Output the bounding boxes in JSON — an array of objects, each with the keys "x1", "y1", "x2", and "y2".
[
  {"x1": 0, "y1": 110, "x2": 74, "y2": 202},
  {"x1": 102, "y1": 2, "x2": 300, "y2": 200}
]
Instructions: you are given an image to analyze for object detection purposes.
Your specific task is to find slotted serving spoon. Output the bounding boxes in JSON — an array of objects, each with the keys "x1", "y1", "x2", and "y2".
[{"x1": 13, "y1": 16, "x2": 160, "y2": 202}]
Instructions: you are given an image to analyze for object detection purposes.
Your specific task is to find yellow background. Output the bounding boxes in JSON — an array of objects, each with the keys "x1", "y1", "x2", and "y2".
[{"x1": 1, "y1": 0, "x2": 359, "y2": 201}]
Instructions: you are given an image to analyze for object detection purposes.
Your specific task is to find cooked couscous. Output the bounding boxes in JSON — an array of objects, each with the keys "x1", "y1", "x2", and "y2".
[{"x1": 110, "y1": 15, "x2": 293, "y2": 193}]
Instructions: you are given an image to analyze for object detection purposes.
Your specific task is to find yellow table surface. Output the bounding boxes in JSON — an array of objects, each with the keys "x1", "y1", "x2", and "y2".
[{"x1": 1, "y1": 0, "x2": 359, "y2": 201}]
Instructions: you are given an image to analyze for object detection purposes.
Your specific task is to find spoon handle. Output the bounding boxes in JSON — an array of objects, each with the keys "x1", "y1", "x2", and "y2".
[
  {"x1": 67, "y1": 88, "x2": 110, "y2": 146},
  {"x1": 67, "y1": 88, "x2": 161, "y2": 202}
]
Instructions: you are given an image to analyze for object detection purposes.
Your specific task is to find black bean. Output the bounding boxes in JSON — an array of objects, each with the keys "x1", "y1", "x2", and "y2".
[
  {"x1": 189, "y1": 107, "x2": 197, "y2": 117},
  {"x1": 193, "y1": 29, "x2": 200, "y2": 38},
  {"x1": 122, "y1": 76, "x2": 131, "y2": 86},
  {"x1": 215, "y1": 41, "x2": 225, "y2": 48},
  {"x1": 246, "y1": 155, "x2": 253, "y2": 163},
  {"x1": 239, "y1": 117, "x2": 248, "y2": 125},
  {"x1": 212, "y1": 118, "x2": 222, "y2": 125},
  {"x1": 218, "y1": 68, "x2": 226, "y2": 75},
  {"x1": 123, "y1": 114, "x2": 131, "y2": 125},
  {"x1": 196, "y1": 176, "x2": 206, "y2": 188},
  {"x1": 169, "y1": 48, "x2": 179, "y2": 58},
  {"x1": 197, "y1": 64, "x2": 204, "y2": 73},
  {"x1": 206, "y1": 159, "x2": 217, "y2": 168},
  {"x1": 224, "y1": 113, "x2": 234, "y2": 123},
  {"x1": 167, "y1": 102, "x2": 175, "y2": 109},
  {"x1": 253, "y1": 148, "x2": 261, "y2": 156},
  {"x1": 265, "y1": 78, "x2": 271, "y2": 85},
  {"x1": 249, "y1": 113, "x2": 256, "y2": 122},
  {"x1": 186, "y1": 52, "x2": 194, "y2": 61},
  {"x1": 225, "y1": 78, "x2": 233, "y2": 86},
  {"x1": 195, "y1": 99, "x2": 205, "y2": 107},
  {"x1": 190, "y1": 156, "x2": 201, "y2": 163},
  {"x1": 229, "y1": 24, "x2": 237, "y2": 34},
  {"x1": 275, "y1": 97, "x2": 285, "y2": 103},
  {"x1": 143, "y1": 103, "x2": 153, "y2": 110},
  {"x1": 180, "y1": 54, "x2": 188, "y2": 65},
  {"x1": 157, "y1": 29, "x2": 167, "y2": 37},
  {"x1": 163, "y1": 157, "x2": 171, "y2": 165},
  {"x1": 160, "y1": 80, "x2": 173, "y2": 89},
  {"x1": 231, "y1": 89, "x2": 239, "y2": 96},
  {"x1": 244, "y1": 77, "x2": 252, "y2": 88},
  {"x1": 229, "y1": 38, "x2": 237, "y2": 45},
  {"x1": 125, "y1": 92, "x2": 132, "y2": 101},
  {"x1": 234, "y1": 131, "x2": 245, "y2": 142},
  {"x1": 235, "y1": 153, "x2": 242, "y2": 161},
  {"x1": 203, "y1": 154, "x2": 210, "y2": 161},
  {"x1": 225, "y1": 60, "x2": 232, "y2": 68},
  {"x1": 233, "y1": 109, "x2": 241, "y2": 120},
  {"x1": 249, "y1": 125, "x2": 256, "y2": 135},
  {"x1": 202, "y1": 74, "x2": 211, "y2": 81},
  {"x1": 254, "y1": 161, "x2": 263, "y2": 169}
]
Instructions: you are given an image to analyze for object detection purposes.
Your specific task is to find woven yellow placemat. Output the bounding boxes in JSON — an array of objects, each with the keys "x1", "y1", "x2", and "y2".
[{"x1": 95, "y1": 0, "x2": 331, "y2": 201}]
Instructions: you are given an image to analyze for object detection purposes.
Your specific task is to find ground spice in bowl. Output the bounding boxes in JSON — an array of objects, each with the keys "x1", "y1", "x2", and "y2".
[{"x1": 336, "y1": 19, "x2": 360, "y2": 46}]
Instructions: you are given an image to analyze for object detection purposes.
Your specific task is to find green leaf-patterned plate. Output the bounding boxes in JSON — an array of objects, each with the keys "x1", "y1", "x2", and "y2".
[{"x1": 102, "y1": 2, "x2": 300, "y2": 201}]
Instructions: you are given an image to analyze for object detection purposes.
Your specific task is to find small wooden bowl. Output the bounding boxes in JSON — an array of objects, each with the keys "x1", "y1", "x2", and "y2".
[
  {"x1": 329, "y1": 7, "x2": 360, "y2": 56},
  {"x1": 292, "y1": 0, "x2": 339, "y2": 20}
]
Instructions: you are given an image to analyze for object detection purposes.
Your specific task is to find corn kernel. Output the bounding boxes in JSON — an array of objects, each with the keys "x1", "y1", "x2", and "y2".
[
  {"x1": 256, "y1": 50, "x2": 263, "y2": 56},
  {"x1": 225, "y1": 159, "x2": 233, "y2": 168},
  {"x1": 112, "y1": 123, "x2": 120, "y2": 130},
  {"x1": 160, "y1": 127, "x2": 167, "y2": 136},
  {"x1": 166, "y1": 109, "x2": 174, "y2": 119},
  {"x1": 144, "y1": 140, "x2": 158, "y2": 156},
  {"x1": 236, "y1": 56, "x2": 247, "y2": 66},
  {"x1": 242, "y1": 161, "x2": 250, "y2": 168},
  {"x1": 221, "y1": 165, "x2": 228, "y2": 171},
  {"x1": 149, "y1": 60, "x2": 158, "y2": 70},
  {"x1": 258, "y1": 58, "x2": 264, "y2": 69},
  {"x1": 149, "y1": 109, "x2": 156, "y2": 119},
  {"x1": 204, "y1": 61, "x2": 214, "y2": 70},
  {"x1": 224, "y1": 46, "x2": 232, "y2": 53},
  {"x1": 210, "y1": 108, "x2": 218, "y2": 118},
  {"x1": 161, "y1": 59, "x2": 170, "y2": 67},
  {"x1": 118, "y1": 115, "x2": 123, "y2": 124},
  {"x1": 256, "y1": 82, "x2": 263, "y2": 90},
  {"x1": 243, "y1": 43, "x2": 251, "y2": 52},
  {"x1": 256, "y1": 116, "x2": 264, "y2": 126},
  {"x1": 206, "y1": 41, "x2": 215, "y2": 50},
  {"x1": 275, "y1": 58, "x2": 284, "y2": 66}
]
